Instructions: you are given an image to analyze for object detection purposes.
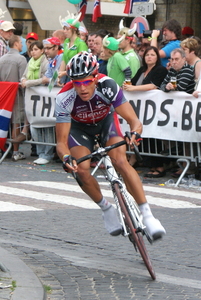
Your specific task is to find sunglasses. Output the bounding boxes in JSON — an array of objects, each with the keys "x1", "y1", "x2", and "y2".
[{"x1": 72, "y1": 78, "x2": 96, "y2": 86}]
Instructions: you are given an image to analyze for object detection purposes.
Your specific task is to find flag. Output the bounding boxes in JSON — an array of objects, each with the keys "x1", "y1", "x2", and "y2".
[
  {"x1": 92, "y1": 0, "x2": 102, "y2": 23},
  {"x1": 123, "y1": 0, "x2": 134, "y2": 14},
  {"x1": 124, "y1": 0, "x2": 148, "y2": 14},
  {"x1": 79, "y1": 0, "x2": 88, "y2": 22},
  {"x1": 0, "y1": 82, "x2": 19, "y2": 151}
]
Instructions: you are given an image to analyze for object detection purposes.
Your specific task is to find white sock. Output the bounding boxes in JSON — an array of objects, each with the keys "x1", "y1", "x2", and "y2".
[
  {"x1": 97, "y1": 198, "x2": 111, "y2": 211},
  {"x1": 139, "y1": 202, "x2": 153, "y2": 218},
  {"x1": 13, "y1": 151, "x2": 18, "y2": 155}
]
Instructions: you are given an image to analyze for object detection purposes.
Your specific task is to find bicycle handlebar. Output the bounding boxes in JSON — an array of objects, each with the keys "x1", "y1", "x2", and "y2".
[
  {"x1": 71, "y1": 132, "x2": 142, "y2": 186},
  {"x1": 76, "y1": 132, "x2": 143, "y2": 165}
]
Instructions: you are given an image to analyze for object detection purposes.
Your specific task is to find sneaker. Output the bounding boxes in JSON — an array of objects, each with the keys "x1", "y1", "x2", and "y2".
[
  {"x1": 33, "y1": 158, "x2": 49, "y2": 165},
  {"x1": 143, "y1": 215, "x2": 166, "y2": 241},
  {"x1": 102, "y1": 205, "x2": 122, "y2": 236},
  {"x1": 12, "y1": 152, "x2": 26, "y2": 161}
]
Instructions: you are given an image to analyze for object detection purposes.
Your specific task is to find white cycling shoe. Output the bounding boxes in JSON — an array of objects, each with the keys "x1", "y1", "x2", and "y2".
[
  {"x1": 143, "y1": 215, "x2": 166, "y2": 241},
  {"x1": 102, "y1": 205, "x2": 122, "y2": 236}
]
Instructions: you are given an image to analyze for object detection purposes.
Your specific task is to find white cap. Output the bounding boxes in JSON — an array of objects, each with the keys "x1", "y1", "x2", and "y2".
[
  {"x1": 79, "y1": 26, "x2": 88, "y2": 35},
  {"x1": 0, "y1": 21, "x2": 15, "y2": 32}
]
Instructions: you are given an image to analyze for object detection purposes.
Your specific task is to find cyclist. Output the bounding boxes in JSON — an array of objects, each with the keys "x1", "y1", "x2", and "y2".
[{"x1": 55, "y1": 51, "x2": 166, "y2": 240}]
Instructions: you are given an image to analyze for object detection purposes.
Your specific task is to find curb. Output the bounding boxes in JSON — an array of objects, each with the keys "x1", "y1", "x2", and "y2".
[{"x1": 0, "y1": 246, "x2": 45, "y2": 300}]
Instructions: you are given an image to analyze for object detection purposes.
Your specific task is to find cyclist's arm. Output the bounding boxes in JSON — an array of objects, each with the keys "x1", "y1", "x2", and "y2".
[
  {"x1": 115, "y1": 101, "x2": 142, "y2": 135},
  {"x1": 56, "y1": 122, "x2": 71, "y2": 161}
]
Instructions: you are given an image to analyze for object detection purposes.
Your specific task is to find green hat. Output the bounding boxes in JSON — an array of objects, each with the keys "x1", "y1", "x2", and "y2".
[
  {"x1": 60, "y1": 11, "x2": 81, "y2": 29},
  {"x1": 63, "y1": 18, "x2": 80, "y2": 29},
  {"x1": 103, "y1": 34, "x2": 126, "y2": 51}
]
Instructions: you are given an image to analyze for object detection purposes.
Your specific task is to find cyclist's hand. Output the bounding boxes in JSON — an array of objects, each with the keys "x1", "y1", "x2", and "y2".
[
  {"x1": 63, "y1": 155, "x2": 77, "y2": 173},
  {"x1": 125, "y1": 131, "x2": 142, "y2": 147}
]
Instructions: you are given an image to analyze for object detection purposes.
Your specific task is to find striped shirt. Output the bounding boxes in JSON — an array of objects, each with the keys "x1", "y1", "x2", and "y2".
[
  {"x1": 0, "y1": 36, "x2": 8, "y2": 58},
  {"x1": 160, "y1": 63, "x2": 195, "y2": 94}
]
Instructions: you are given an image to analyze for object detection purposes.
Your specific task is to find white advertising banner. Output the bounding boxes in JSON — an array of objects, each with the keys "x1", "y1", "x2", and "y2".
[
  {"x1": 25, "y1": 86, "x2": 59, "y2": 128},
  {"x1": 25, "y1": 87, "x2": 201, "y2": 142},
  {"x1": 122, "y1": 90, "x2": 201, "y2": 142}
]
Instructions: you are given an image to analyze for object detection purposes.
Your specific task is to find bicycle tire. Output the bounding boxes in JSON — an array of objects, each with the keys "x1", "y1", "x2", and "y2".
[{"x1": 113, "y1": 182, "x2": 156, "y2": 280}]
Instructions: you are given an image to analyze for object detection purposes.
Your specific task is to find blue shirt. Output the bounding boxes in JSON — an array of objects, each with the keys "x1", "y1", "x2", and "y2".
[
  {"x1": 20, "y1": 36, "x2": 27, "y2": 55},
  {"x1": 161, "y1": 40, "x2": 180, "y2": 67},
  {"x1": 45, "y1": 53, "x2": 63, "y2": 79}
]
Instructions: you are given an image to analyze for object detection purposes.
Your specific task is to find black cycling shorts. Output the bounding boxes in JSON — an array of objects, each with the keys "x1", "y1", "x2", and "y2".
[{"x1": 68, "y1": 111, "x2": 123, "y2": 152}]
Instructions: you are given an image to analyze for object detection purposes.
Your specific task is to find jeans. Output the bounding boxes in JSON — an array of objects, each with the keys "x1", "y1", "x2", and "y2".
[{"x1": 30, "y1": 126, "x2": 55, "y2": 160}]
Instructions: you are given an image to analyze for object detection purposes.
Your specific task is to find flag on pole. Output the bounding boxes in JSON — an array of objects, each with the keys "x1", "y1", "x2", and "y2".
[
  {"x1": 92, "y1": 0, "x2": 102, "y2": 23},
  {"x1": 0, "y1": 82, "x2": 19, "y2": 151},
  {"x1": 79, "y1": 0, "x2": 88, "y2": 21},
  {"x1": 123, "y1": 0, "x2": 134, "y2": 14}
]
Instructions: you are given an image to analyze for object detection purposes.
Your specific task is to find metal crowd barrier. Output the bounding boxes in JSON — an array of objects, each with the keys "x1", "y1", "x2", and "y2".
[
  {"x1": 1, "y1": 130, "x2": 200, "y2": 187},
  {"x1": 0, "y1": 84, "x2": 200, "y2": 187}
]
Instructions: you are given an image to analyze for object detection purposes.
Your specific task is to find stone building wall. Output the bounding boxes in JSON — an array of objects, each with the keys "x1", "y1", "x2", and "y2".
[{"x1": 6, "y1": 0, "x2": 201, "y2": 38}]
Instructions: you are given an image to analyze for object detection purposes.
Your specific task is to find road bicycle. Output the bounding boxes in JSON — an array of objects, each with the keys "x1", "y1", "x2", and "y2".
[{"x1": 71, "y1": 132, "x2": 156, "y2": 280}]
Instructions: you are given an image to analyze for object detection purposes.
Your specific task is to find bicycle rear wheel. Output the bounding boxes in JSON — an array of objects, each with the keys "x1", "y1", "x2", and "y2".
[{"x1": 113, "y1": 183, "x2": 156, "y2": 280}]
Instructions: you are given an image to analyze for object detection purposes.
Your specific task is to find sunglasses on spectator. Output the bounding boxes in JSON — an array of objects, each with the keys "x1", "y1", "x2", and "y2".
[{"x1": 72, "y1": 78, "x2": 96, "y2": 86}]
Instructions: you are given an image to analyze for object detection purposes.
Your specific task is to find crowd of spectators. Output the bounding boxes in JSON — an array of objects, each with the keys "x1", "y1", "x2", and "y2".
[{"x1": 0, "y1": 15, "x2": 200, "y2": 178}]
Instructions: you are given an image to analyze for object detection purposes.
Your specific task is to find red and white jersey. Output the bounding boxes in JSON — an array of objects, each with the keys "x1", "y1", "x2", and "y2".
[{"x1": 55, "y1": 74, "x2": 127, "y2": 124}]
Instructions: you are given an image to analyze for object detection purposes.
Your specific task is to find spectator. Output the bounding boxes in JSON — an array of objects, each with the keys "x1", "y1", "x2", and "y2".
[
  {"x1": 93, "y1": 33, "x2": 108, "y2": 75},
  {"x1": 87, "y1": 32, "x2": 96, "y2": 54},
  {"x1": 13, "y1": 41, "x2": 48, "y2": 143},
  {"x1": 123, "y1": 46, "x2": 167, "y2": 92},
  {"x1": 52, "y1": 29, "x2": 66, "y2": 45},
  {"x1": 0, "y1": 21, "x2": 15, "y2": 57},
  {"x1": 58, "y1": 12, "x2": 88, "y2": 85},
  {"x1": 0, "y1": 35, "x2": 27, "y2": 161},
  {"x1": 138, "y1": 42, "x2": 150, "y2": 60},
  {"x1": 21, "y1": 41, "x2": 48, "y2": 88},
  {"x1": 130, "y1": 34, "x2": 138, "y2": 51},
  {"x1": 180, "y1": 37, "x2": 201, "y2": 87},
  {"x1": 20, "y1": 41, "x2": 52, "y2": 165},
  {"x1": 52, "y1": 30, "x2": 66, "y2": 54},
  {"x1": 160, "y1": 48, "x2": 195, "y2": 178},
  {"x1": 160, "y1": 48, "x2": 195, "y2": 93},
  {"x1": 42, "y1": 37, "x2": 63, "y2": 86},
  {"x1": 131, "y1": 34, "x2": 142, "y2": 65},
  {"x1": 13, "y1": 22, "x2": 26, "y2": 54},
  {"x1": 150, "y1": 19, "x2": 181, "y2": 68},
  {"x1": 123, "y1": 46, "x2": 167, "y2": 169},
  {"x1": 102, "y1": 34, "x2": 132, "y2": 86},
  {"x1": 79, "y1": 26, "x2": 88, "y2": 42},
  {"x1": 22, "y1": 32, "x2": 39, "y2": 62},
  {"x1": 182, "y1": 26, "x2": 194, "y2": 40},
  {"x1": 117, "y1": 19, "x2": 140, "y2": 78}
]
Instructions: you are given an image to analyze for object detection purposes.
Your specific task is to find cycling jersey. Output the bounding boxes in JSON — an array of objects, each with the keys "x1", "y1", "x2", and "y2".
[{"x1": 55, "y1": 74, "x2": 127, "y2": 125}]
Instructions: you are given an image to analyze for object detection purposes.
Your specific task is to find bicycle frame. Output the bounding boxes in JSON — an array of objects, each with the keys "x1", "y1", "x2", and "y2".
[
  {"x1": 75, "y1": 137, "x2": 156, "y2": 279},
  {"x1": 101, "y1": 154, "x2": 146, "y2": 238}
]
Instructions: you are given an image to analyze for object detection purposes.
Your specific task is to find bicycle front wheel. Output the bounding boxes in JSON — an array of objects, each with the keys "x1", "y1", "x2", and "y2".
[{"x1": 113, "y1": 183, "x2": 156, "y2": 280}]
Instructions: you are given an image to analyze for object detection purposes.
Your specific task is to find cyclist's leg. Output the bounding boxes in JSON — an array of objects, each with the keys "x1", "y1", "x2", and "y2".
[
  {"x1": 70, "y1": 145, "x2": 103, "y2": 202},
  {"x1": 107, "y1": 137, "x2": 166, "y2": 240},
  {"x1": 69, "y1": 133, "x2": 122, "y2": 236}
]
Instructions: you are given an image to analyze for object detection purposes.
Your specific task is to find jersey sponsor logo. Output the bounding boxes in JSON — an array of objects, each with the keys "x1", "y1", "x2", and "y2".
[
  {"x1": 74, "y1": 107, "x2": 109, "y2": 123},
  {"x1": 102, "y1": 87, "x2": 114, "y2": 98},
  {"x1": 61, "y1": 94, "x2": 74, "y2": 109}
]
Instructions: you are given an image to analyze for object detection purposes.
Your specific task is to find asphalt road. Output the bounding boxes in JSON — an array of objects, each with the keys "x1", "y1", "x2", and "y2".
[{"x1": 0, "y1": 144, "x2": 201, "y2": 300}]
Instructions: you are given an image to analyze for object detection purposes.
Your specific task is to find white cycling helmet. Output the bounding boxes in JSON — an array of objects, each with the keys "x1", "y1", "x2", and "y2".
[{"x1": 67, "y1": 51, "x2": 99, "y2": 80}]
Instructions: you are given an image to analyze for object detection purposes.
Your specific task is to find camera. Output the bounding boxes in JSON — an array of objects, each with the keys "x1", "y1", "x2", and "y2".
[{"x1": 143, "y1": 30, "x2": 163, "y2": 41}]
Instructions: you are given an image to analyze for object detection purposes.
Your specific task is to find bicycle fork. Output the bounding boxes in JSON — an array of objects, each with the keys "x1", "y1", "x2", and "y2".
[{"x1": 103, "y1": 156, "x2": 142, "y2": 237}]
